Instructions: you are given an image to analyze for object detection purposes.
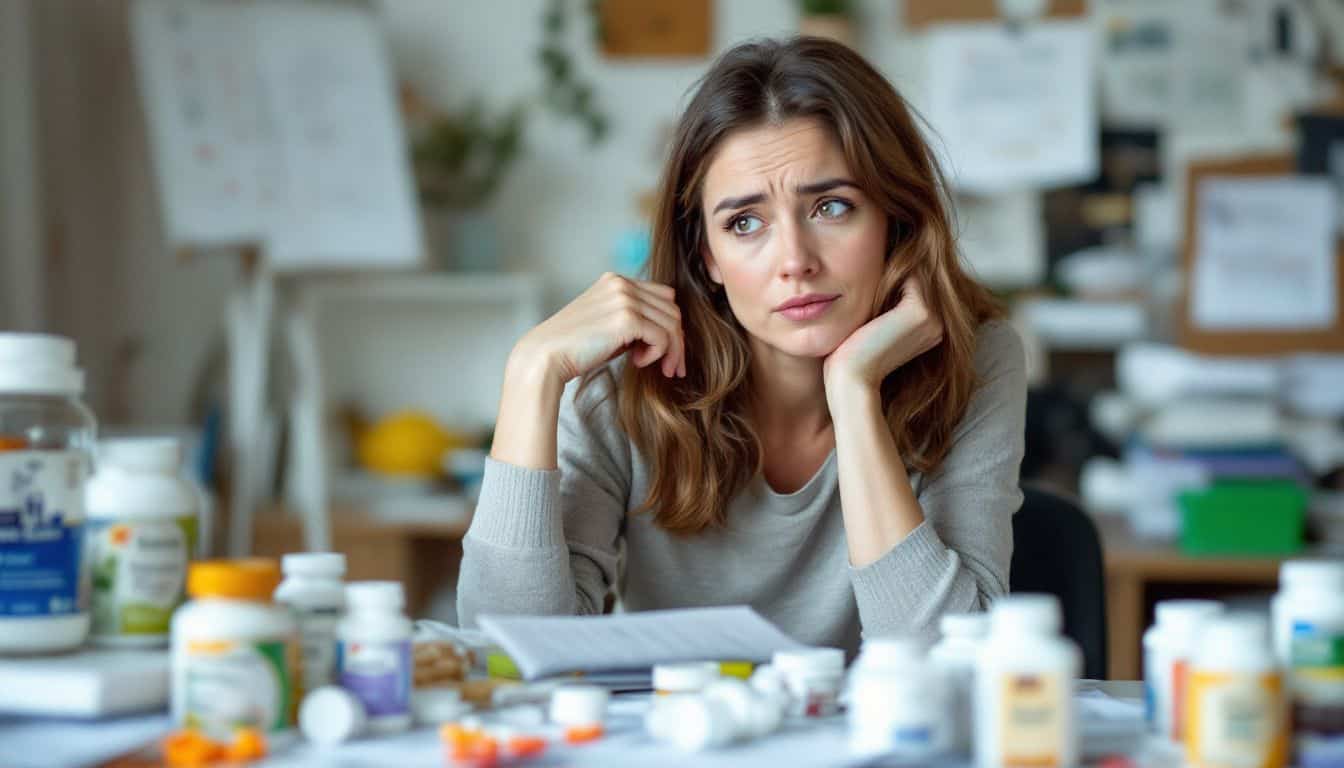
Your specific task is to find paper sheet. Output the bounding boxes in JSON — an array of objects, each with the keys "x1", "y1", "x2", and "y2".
[
  {"x1": 922, "y1": 20, "x2": 1097, "y2": 194},
  {"x1": 477, "y1": 606, "x2": 805, "y2": 681},
  {"x1": 1191, "y1": 177, "x2": 1337, "y2": 330},
  {"x1": 1096, "y1": 0, "x2": 1177, "y2": 128}
]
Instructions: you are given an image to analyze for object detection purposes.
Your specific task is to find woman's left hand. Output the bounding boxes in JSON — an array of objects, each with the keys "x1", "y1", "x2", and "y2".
[{"x1": 823, "y1": 276, "x2": 944, "y2": 397}]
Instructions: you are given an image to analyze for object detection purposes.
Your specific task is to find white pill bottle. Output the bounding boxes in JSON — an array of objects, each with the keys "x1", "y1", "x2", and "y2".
[
  {"x1": 337, "y1": 581, "x2": 413, "y2": 733},
  {"x1": 1185, "y1": 613, "x2": 1287, "y2": 768},
  {"x1": 85, "y1": 437, "x2": 199, "y2": 646},
  {"x1": 0, "y1": 333, "x2": 96, "y2": 654},
  {"x1": 975, "y1": 594, "x2": 1081, "y2": 768},
  {"x1": 274, "y1": 552, "x2": 346, "y2": 693}
]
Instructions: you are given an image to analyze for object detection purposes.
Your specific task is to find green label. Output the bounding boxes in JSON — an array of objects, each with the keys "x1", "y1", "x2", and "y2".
[
  {"x1": 183, "y1": 637, "x2": 296, "y2": 738},
  {"x1": 87, "y1": 514, "x2": 197, "y2": 638},
  {"x1": 1292, "y1": 623, "x2": 1344, "y2": 669}
]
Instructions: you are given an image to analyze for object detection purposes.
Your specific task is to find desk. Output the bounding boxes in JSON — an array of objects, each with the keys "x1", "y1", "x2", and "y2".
[
  {"x1": 45, "y1": 681, "x2": 1141, "y2": 768},
  {"x1": 1099, "y1": 515, "x2": 1289, "y2": 681}
]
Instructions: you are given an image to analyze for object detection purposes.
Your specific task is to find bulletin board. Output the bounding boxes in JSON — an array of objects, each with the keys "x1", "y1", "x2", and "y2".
[
  {"x1": 1178, "y1": 154, "x2": 1344, "y2": 355},
  {"x1": 600, "y1": 0, "x2": 711, "y2": 58},
  {"x1": 903, "y1": 0, "x2": 1085, "y2": 29}
]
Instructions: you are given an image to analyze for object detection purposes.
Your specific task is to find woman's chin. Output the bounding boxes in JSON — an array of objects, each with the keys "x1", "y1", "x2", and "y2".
[{"x1": 771, "y1": 328, "x2": 849, "y2": 359}]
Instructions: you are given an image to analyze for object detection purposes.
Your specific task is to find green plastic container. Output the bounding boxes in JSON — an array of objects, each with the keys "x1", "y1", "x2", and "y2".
[{"x1": 1178, "y1": 480, "x2": 1307, "y2": 556}]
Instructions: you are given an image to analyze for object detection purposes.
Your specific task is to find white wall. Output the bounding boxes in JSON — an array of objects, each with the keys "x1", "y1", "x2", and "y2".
[{"x1": 378, "y1": 0, "x2": 912, "y2": 304}]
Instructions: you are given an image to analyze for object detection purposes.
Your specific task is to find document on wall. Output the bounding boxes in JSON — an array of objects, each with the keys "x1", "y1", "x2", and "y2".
[
  {"x1": 921, "y1": 19, "x2": 1097, "y2": 194},
  {"x1": 1191, "y1": 177, "x2": 1337, "y2": 330},
  {"x1": 476, "y1": 606, "x2": 805, "y2": 681}
]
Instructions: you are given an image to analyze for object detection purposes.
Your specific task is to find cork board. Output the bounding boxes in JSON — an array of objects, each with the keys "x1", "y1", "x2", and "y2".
[
  {"x1": 1179, "y1": 154, "x2": 1344, "y2": 355},
  {"x1": 904, "y1": 0, "x2": 1086, "y2": 29},
  {"x1": 600, "y1": 0, "x2": 712, "y2": 58}
]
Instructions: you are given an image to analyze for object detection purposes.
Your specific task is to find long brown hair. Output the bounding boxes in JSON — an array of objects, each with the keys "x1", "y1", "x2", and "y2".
[{"x1": 592, "y1": 37, "x2": 1001, "y2": 534}]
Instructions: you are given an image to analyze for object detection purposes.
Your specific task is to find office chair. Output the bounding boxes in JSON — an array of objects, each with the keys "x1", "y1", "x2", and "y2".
[{"x1": 1009, "y1": 485, "x2": 1109, "y2": 680}]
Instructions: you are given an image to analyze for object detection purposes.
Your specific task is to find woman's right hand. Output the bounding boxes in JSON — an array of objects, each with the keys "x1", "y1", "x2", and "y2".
[{"x1": 511, "y1": 272, "x2": 686, "y2": 385}]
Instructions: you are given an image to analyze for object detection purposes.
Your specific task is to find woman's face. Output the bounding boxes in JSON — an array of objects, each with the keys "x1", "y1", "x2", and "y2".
[{"x1": 699, "y1": 117, "x2": 888, "y2": 360}]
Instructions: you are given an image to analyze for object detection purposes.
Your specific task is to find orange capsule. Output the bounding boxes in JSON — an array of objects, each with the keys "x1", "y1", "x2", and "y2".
[
  {"x1": 563, "y1": 723, "x2": 604, "y2": 744},
  {"x1": 227, "y1": 727, "x2": 267, "y2": 761},
  {"x1": 506, "y1": 734, "x2": 547, "y2": 758}
]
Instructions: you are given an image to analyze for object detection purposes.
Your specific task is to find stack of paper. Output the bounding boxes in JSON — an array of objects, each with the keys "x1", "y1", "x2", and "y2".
[{"x1": 476, "y1": 606, "x2": 804, "y2": 682}]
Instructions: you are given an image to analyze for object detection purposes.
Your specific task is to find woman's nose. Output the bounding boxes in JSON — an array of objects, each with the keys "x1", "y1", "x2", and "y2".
[{"x1": 775, "y1": 220, "x2": 820, "y2": 280}]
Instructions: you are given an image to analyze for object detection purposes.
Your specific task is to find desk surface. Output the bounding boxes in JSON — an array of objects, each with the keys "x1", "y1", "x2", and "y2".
[{"x1": 7, "y1": 681, "x2": 1143, "y2": 768}]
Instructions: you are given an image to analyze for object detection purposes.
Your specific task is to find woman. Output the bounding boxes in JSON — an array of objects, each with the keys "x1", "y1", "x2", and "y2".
[{"x1": 458, "y1": 37, "x2": 1025, "y2": 652}]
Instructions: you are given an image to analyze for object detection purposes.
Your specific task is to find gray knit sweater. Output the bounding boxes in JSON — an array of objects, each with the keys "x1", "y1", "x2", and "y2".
[{"x1": 458, "y1": 321, "x2": 1026, "y2": 654}]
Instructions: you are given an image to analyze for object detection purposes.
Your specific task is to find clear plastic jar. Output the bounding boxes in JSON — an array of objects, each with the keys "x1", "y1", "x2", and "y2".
[{"x1": 0, "y1": 333, "x2": 97, "y2": 654}]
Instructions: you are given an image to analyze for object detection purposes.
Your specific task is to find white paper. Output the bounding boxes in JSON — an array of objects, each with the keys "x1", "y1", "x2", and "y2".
[
  {"x1": 1192, "y1": 177, "x2": 1337, "y2": 330},
  {"x1": 955, "y1": 191, "x2": 1044, "y2": 288},
  {"x1": 1095, "y1": 0, "x2": 1177, "y2": 128},
  {"x1": 477, "y1": 607, "x2": 805, "y2": 681},
  {"x1": 131, "y1": 0, "x2": 269, "y2": 246},
  {"x1": 252, "y1": 2, "x2": 422, "y2": 270},
  {"x1": 1168, "y1": 0, "x2": 1251, "y2": 136},
  {"x1": 922, "y1": 20, "x2": 1097, "y2": 194}
]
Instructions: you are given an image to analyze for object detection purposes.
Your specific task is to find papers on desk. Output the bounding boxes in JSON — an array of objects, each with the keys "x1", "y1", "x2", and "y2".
[
  {"x1": 476, "y1": 606, "x2": 805, "y2": 681},
  {"x1": 1192, "y1": 177, "x2": 1338, "y2": 331}
]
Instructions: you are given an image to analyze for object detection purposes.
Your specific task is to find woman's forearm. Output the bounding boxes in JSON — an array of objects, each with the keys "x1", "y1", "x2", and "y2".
[
  {"x1": 490, "y1": 347, "x2": 567, "y2": 470},
  {"x1": 828, "y1": 381, "x2": 925, "y2": 567}
]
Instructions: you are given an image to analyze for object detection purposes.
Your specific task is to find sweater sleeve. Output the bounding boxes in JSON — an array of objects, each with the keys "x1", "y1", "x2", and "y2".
[
  {"x1": 456, "y1": 368, "x2": 631, "y2": 627},
  {"x1": 847, "y1": 320, "x2": 1026, "y2": 641}
]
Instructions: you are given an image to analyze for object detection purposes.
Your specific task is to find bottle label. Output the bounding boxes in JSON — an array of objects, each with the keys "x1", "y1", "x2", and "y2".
[
  {"x1": 292, "y1": 605, "x2": 340, "y2": 691},
  {"x1": 999, "y1": 672, "x2": 1065, "y2": 766},
  {"x1": 180, "y1": 637, "x2": 297, "y2": 739},
  {"x1": 1170, "y1": 658, "x2": 1189, "y2": 742},
  {"x1": 1187, "y1": 670, "x2": 1287, "y2": 768},
  {"x1": 87, "y1": 514, "x2": 196, "y2": 638},
  {"x1": 0, "y1": 451, "x2": 87, "y2": 619},
  {"x1": 1290, "y1": 620, "x2": 1344, "y2": 740},
  {"x1": 338, "y1": 638, "x2": 411, "y2": 718}
]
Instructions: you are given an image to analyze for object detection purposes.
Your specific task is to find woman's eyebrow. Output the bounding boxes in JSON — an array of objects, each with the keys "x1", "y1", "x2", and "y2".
[{"x1": 711, "y1": 177, "x2": 860, "y2": 215}]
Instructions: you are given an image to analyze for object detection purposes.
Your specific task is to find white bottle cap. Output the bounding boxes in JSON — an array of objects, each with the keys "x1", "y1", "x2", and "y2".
[
  {"x1": 772, "y1": 647, "x2": 845, "y2": 675},
  {"x1": 652, "y1": 661, "x2": 720, "y2": 693},
  {"x1": 1280, "y1": 559, "x2": 1344, "y2": 591},
  {"x1": 701, "y1": 678, "x2": 757, "y2": 740},
  {"x1": 1202, "y1": 613, "x2": 1270, "y2": 651},
  {"x1": 1154, "y1": 600, "x2": 1223, "y2": 636},
  {"x1": 991, "y1": 594, "x2": 1062, "y2": 635},
  {"x1": 411, "y1": 687, "x2": 469, "y2": 726},
  {"x1": 549, "y1": 684, "x2": 609, "y2": 726},
  {"x1": 300, "y1": 686, "x2": 366, "y2": 747},
  {"x1": 0, "y1": 333, "x2": 84, "y2": 395},
  {"x1": 98, "y1": 437, "x2": 181, "y2": 473},
  {"x1": 857, "y1": 636, "x2": 924, "y2": 669},
  {"x1": 667, "y1": 696, "x2": 736, "y2": 752},
  {"x1": 283, "y1": 552, "x2": 348, "y2": 578},
  {"x1": 939, "y1": 612, "x2": 990, "y2": 639},
  {"x1": 345, "y1": 581, "x2": 404, "y2": 611}
]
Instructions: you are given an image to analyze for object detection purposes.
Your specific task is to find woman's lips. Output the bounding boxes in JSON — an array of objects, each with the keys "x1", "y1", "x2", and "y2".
[{"x1": 775, "y1": 296, "x2": 838, "y2": 321}]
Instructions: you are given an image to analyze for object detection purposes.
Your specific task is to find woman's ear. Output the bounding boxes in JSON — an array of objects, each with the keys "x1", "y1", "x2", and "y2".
[{"x1": 701, "y1": 244, "x2": 723, "y2": 285}]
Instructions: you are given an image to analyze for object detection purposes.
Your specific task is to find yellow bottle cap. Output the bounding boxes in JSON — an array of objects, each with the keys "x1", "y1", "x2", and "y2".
[{"x1": 187, "y1": 559, "x2": 282, "y2": 600}]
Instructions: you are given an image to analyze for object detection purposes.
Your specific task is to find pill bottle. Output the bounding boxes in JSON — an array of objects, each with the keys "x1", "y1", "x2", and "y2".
[
  {"x1": 1270, "y1": 560, "x2": 1344, "y2": 761},
  {"x1": 1142, "y1": 599, "x2": 1223, "y2": 742},
  {"x1": 849, "y1": 635, "x2": 952, "y2": 759},
  {"x1": 337, "y1": 581, "x2": 413, "y2": 734},
  {"x1": 975, "y1": 594, "x2": 1081, "y2": 768},
  {"x1": 773, "y1": 647, "x2": 845, "y2": 718},
  {"x1": 171, "y1": 559, "x2": 299, "y2": 739},
  {"x1": 0, "y1": 333, "x2": 96, "y2": 654},
  {"x1": 274, "y1": 552, "x2": 345, "y2": 692},
  {"x1": 85, "y1": 437, "x2": 198, "y2": 647},
  {"x1": 930, "y1": 612, "x2": 990, "y2": 755},
  {"x1": 1185, "y1": 613, "x2": 1287, "y2": 768}
]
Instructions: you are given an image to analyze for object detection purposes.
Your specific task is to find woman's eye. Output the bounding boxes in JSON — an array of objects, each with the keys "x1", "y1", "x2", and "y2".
[
  {"x1": 732, "y1": 215, "x2": 764, "y2": 235},
  {"x1": 817, "y1": 199, "x2": 852, "y2": 219}
]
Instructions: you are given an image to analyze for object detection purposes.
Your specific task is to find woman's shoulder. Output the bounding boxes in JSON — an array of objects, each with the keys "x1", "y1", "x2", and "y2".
[{"x1": 971, "y1": 319, "x2": 1025, "y2": 381}]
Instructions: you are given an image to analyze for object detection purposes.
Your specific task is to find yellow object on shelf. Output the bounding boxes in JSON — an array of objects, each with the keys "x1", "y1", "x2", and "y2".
[{"x1": 356, "y1": 410, "x2": 468, "y2": 478}]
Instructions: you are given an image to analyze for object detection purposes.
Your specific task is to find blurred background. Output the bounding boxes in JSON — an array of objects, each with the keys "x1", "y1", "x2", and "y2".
[{"x1": 2, "y1": 0, "x2": 1342, "y2": 680}]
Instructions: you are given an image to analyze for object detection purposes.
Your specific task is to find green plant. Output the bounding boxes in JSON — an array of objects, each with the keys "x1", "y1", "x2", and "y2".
[
  {"x1": 800, "y1": 0, "x2": 850, "y2": 16},
  {"x1": 410, "y1": 100, "x2": 525, "y2": 209},
  {"x1": 408, "y1": 0, "x2": 609, "y2": 209}
]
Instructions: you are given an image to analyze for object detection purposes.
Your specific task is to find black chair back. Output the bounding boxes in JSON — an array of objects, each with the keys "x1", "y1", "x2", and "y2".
[{"x1": 1009, "y1": 486, "x2": 1108, "y2": 679}]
